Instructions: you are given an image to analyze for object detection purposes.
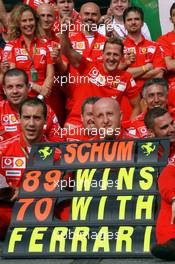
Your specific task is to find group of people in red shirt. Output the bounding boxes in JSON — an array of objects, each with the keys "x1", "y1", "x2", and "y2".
[{"x1": 0, "y1": 0, "x2": 175, "y2": 260}]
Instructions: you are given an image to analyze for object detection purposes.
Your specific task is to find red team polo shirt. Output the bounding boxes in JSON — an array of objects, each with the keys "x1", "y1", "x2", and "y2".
[
  {"x1": 65, "y1": 57, "x2": 139, "y2": 127},
  {"x1": 122, "y1": 111, "x2": 149, "y2": 138},
  {"x1": 157, "y1": 31, "x2": 175, "y2": 88},
  {"x1": 0, "y1": 100, "x2": 63, "y2": 142},
  {"x1": 122, "y1": 107, "x2": 175, "y2": 140},
  {"x1": 0, "y1": 133, "x2": 49, "y2": 240},
  {"x1": 3, "y1": 35, "x2": 53, "y2": 97},
  {"x1": 64, "y1": 32, "x2": 107, "y2": 115},
  {"x1": 156, "y1": 163, "x2": 175, "y2": 244},
  {"x1": 70, "y1": 31, "x2": 106, "y2": 59},
  {"x1": 123, "y1": 35, "x2": 166, "y2": 92}
]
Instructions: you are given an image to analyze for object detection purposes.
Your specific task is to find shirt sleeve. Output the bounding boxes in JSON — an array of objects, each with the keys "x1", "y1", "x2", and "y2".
[
  {"x1": 157, "y1": 35, "x2": 173, "y2": 57},
  {"x1": 152, "y1": 43, "x2": 166, "y2": 69},
  {"x1": 141, "y1": 22, "x2": 152, "y2": 41},
  {"x1": 45, "y1": 105, "x2": 64, "y2": 142},
  {"x1": 124, "y1": 75, "x2": 140, "y2": 99},
  {"x1": 158, "y1": 164, "x2": 175, "y2": 203},
  {"x1": 45, "y1": 45, "x2": 54, "y2": 65},
  {"x1": 2, "y1": 42, "x2": 15, "y2": 64}
]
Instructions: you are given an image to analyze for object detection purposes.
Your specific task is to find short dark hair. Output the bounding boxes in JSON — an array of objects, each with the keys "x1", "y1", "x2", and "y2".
[
  {"x1": 123, "y1": 6, "x2": 144, "y2": 23},
  {"x1": 142, "y1": 78, "x2": 168, "y2": 98},
  {"x1": 144, "y1": 107, "x2": 168, "y2": 130},
  {"x1": 103, "y1": 37, "x2": 124, "y2": 54},
  {"x1": 81, "y1": 96, "x2": 100, "y2": 115},
  {"x1": 19, "y1": 97, "x2": 47, "y2": 121},
  {"x1": 170, "y1": 3, "x2": 175, "y2": 16},
  {"x1": 3, "y1": 68, "x2": 29, "y2": 86}
]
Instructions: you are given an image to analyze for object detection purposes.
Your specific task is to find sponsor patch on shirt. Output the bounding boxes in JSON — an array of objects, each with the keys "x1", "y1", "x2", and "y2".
[
  {"x1": 147, "y1": 46, "x2": 156, "y2": 54},
  {"x1": 4, "y1": 45, "x2": 12, "y2": 51},
  {"x1": 2, "y1": 157, "x2": 26, "y2": 169},
  {"x1": 117, "y1": 82, "x2": 126, "y2": 92},
  {"x1": 76, "y1": 42, "x2": 85, "y2": 49},
  {"x1": 138, "y1": 126, "x2": 148, "y2": 136},
  {"x1": 127, "y1": 128, "x2": 136, "y2": 136},
  {"x1": 1, "y1": 114, "x2": 18, "y2": 125},
  {"x1": 93, "y1": 43, "x2": 101, "y2": 49},
  {"x1": 5, "y1": 170, "x2": 21, "y2": 177},
  {"x1": 96, "y1": 74, "x2": 106, "y2": 86},
  {"x1": 131, "y1": 78, "x2": 136, "y2": 87},
  {"x1": 88, "y1": 67, "x2": 99, "y2": 78},
  {"x1": 16, "y1": 55, "x2": 28, "y2": 61},
  {"x1": 40, "y1": 48, "x2": 46, "y2": 55},
  {"x1": 139, "y1": 47, "x2": 147, "y2": 54},
  {"x1": 5, "y1": 126, "x2": 17, "y2": 132},
  {"x1": 53, "y1": 115, "x2": 58, "y2": 123},
  {"x1": 100, "y1": 44, "x2": 104, "y2": 50}
]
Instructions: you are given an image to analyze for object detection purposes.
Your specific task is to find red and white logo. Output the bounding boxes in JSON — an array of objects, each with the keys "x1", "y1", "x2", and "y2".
[
  {"x1": 88, "y1": 67, "x2": 99, "y2": 78},
  {"x1": 2, "y1": 157, "x2": 26, "y2": 169},
  {"x1": 1, "y1": 114, "x2": 18, "y2": 125},
  {"x1": 138, "y1": 126, "x2": 148, "y2": 136}
]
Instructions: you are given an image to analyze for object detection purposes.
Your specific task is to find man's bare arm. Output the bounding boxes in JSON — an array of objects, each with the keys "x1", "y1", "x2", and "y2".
[
  {"x1": 60, "y1": 17, "x2": 82, "y2": 69},
  {"x1": 0, "y1": 0, "x2": 7, "y2": 29}
]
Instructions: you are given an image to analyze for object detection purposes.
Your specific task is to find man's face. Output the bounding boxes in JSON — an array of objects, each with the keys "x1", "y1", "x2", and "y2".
[
  {"x1": 80, "y1": 3, "x2": 100, "y2": 32},
  {"x1": 151, "y1": 113, "x2": 175, "y2": 142},
  {"x1": 144, "y1": 84, "x2": 167, "y2": 109},
  {"x1": 170, "y1": 9, "x2": 175, "y2": 25},
  {"x1": 93, "y1": 99, "x2": 121, "y2": 139},
  {"x1": 103, "y1": 43, "x2": 122, "y2": 72},
  {"x1": 57, "y1": 0, "x2": 74, "y2": 18},
  {"x1": 20, "y1": 104, "x2": 45, "y2": 145},
  {"x1": 124, "y1": 11, "x2": 143, "y2": 34},
  {"x1": 110, "y1": 0, "x2": 129, "y2": 18},
  {"x1": 3, "y1": 75, "x2": 28, "y2": 107},
  {"x1": 38, "y1": 5, "x2": 55, "y2": 30},
  {"x1": 82, "y1": 103, "x2": 95, "y2": 131}
]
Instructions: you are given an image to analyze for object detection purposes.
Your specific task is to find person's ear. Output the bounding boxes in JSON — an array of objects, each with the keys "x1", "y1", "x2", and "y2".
[
  {"x1": 81, "y1": 114, "x2": 83, "y2": 123},
  {"x1": 120, "y1": 111, "x2": 123, "y2": 122},
  {"x1": 3, "y1": 86, "x2": 6, "y2": 96}
]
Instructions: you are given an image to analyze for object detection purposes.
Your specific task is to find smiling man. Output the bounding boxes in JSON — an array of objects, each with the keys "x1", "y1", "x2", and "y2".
[
  {"x1": 60, "y1": 22, "x2": 141, "y2": 127},
  {"x1": 65, "y1": 96, "x2": 100, "y2": 141},
  {"x1": 0, "y1": 68, "x2": 62, "y2": 142},
  {"x1": 122, "y1": 78, "x2": 168, "y2": 138}
]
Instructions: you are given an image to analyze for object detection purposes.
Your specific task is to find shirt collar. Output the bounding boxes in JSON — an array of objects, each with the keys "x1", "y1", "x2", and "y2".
[
  {"x1": 19, "y1": 34, "x2": 38, "y2": 46},
  {"x1": 125, "y1": 34, "x2": 145, "y2": 45}
]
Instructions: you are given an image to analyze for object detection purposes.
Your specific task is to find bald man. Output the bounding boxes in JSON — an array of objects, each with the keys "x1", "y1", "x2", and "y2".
[
  {"x1": 93, "y1": 97, "x2": 122, "y2": 140},
  {"x1": 37, "y1": 3, "x2": 57, "y2": 40},
  {"x1": 70, "y1": 2, "x2": 106, "y2": 59},
  {"x1": 80, "y1": 2, "x2": 100, "y2": 35},
  {"x1": 60, "y1": 2, "x2": 107, "y2": 124}
]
